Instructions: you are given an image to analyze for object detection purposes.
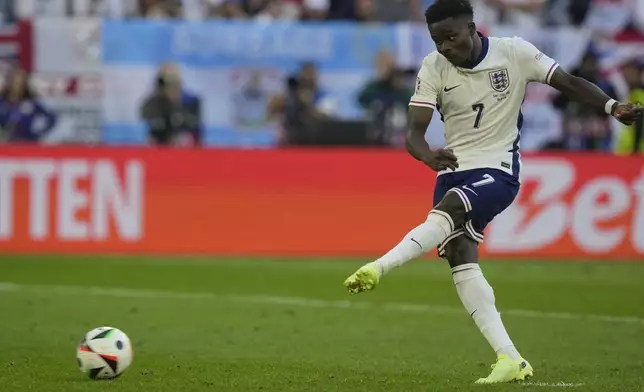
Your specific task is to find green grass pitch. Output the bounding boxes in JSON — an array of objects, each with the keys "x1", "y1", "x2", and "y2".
[{"x1": 0, "y1": 255, "x2": 643, "y2": 392}]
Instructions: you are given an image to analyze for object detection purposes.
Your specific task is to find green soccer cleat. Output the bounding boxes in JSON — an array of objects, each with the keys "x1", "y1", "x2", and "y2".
[
  {"x1": 343, "y1": 263, "x2": 380, "y2": 294},
  {"x1": 474, "y1": 354, "x2": 534, "y2": 384}
]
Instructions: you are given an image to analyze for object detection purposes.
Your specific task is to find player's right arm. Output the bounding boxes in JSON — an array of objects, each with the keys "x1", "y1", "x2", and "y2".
[
  {"x1": 549, "y1": 68, "x2": 643, "y2": 125},
  {"x1": 407, "y1": 55, "x2": 458, "y2": 172},
  {"x1": 513, "y1": 37, "x2": 643, "y2": 125}
]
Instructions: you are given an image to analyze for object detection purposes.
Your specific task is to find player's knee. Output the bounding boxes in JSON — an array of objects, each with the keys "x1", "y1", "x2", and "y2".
[
  {"x1": 433, "y1": 191, "x2": 467, "y2": 228},
  {"x1": 444, "y1": 236, "x2": 479, "y2": 269}
]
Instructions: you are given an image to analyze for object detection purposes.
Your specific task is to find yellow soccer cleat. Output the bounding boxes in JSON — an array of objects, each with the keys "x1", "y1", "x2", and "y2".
[
  {"x1": 344, "y1": 263, "x2": 380, "y2": 294},
  {"x1": 474, "y1": 354, "x2": 534, "y2": 384}
]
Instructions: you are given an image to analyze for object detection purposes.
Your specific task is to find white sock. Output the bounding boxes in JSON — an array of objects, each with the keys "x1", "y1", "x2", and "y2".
[
  {"x1": 372, "y1": 211, "x2": 453, "y2": 276},
  {"x1": 452, "y1": 264, "x2": 521, "y2": 360}
]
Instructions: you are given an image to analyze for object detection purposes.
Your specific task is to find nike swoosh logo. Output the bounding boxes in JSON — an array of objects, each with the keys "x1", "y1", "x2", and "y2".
[
  {"x1": 470, "y1": 309, "x2": 478, "y2": 317},
  {"x1": 444, "y1": 85, "x2": 461, "y2": 92}
]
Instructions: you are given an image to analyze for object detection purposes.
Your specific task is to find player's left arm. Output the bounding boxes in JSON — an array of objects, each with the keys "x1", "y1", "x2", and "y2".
[
  {"x1": 549, "y1": 68, "x2": 643, "y2": 125},
  {"x1": 514, "y1": 37, "x2": 643, "y2": 125}
]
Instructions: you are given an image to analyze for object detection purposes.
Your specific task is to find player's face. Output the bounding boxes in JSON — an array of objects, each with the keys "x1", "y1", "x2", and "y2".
[{"x1": 429, "y1": 18, "x2": 475, "y2": 67}]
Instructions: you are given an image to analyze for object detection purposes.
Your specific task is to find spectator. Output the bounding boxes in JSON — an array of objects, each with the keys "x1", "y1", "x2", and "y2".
[
  {"x1": 295, "y1": 61, "x2": 337, "y2": 116},
  {"x1": 252, "y1": 0, "x2": 301, "y2": 21},
  {"x1": 181, "y1": 0, "x2": 208, "y2": 19},
  {"x1": 545, "y1": 0, "x2": 593, "y2": 26},
  {"x1": 15, "y1": 0, "x2": 66, "y2": 17},
  {"x1": 75, "y1": 0, "x2": 138, "y2": 18},
  {"x1": 616, "y1": 59, "x2": 644, "y2": 154},
  {"x1": 140, "y1": 63, "x2": 202, "y2": 146},
  {"x1": 549, "y1": 52, "x2": 618, "y2": 151},
  {"x1": 169, "y1": 0, "x2": 310, "y2": 20},
  {"x1": 470, "y1": 0, "x2": 500, "y2": 33},
  {"x1": 272, "y1": 62, "x2": 336, "y2": 145},
  {"x1": 371, "y1": 0, "x2": 422, "y2": 23},
  {"x1": 0, "y1": 0, "x2": 16, "y2": 23},
  {"x1": 354, "y1": 0, "x2": 374, "y2": 21},
  {"x1": 357, "y1": 51, "x2": 411, "y2": 146},
  {"x1": 210, "y1": 0, "x2": 247, "y2": 18},
  {"x1": 327, "y1": 0, "x2": 353, "y2": 19},
  {"x1": 493, "y1": 0, "x2": 546, "y2": 28},
  {"x1": 139, "y1": 0, "x2": 180, "y2": 18},
  {"x1": 616, "y1": 0, "x2": 644, "y2": 35},
  {"x1": 300, "y1": 0, "x2": 329, "y2": 20},
  {"x1": 327, "y1": 0, "x2": 371, "y2": 21},
  {"x1": 633, "y1": 0, "x2": 644, "y2": 34},
  {"x1": 468, "y1": 0, "x2": 545, "y2": 31},
  {"x1": 328, "y1": 0, "x2": 420, "y2": 22},
  {"x1": 279, "y1": 75, "x2": 320, "y2": 145},
  {"x1": 269, "y1": 62, "x2": 335, "y2": 120},
  {"x1": 0, "y1": 68, "x2": 57, "y2": 143},
  {"x1": 583, "y1": 0, "x2": 632, "y2": 35}
]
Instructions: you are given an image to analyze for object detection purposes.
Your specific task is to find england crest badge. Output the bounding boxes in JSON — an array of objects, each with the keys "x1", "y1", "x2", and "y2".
[{"x1": 489, "y1": 69, "x2": 510, "y2": 92}]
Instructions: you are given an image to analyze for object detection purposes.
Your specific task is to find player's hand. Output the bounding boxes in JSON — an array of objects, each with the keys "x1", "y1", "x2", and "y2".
[
  {"x1": 423, "y1": 148, "x2": 459, "y2": 172},
  {"x1": 614, "y1": 103, "x2": 644, "y2": 125}
]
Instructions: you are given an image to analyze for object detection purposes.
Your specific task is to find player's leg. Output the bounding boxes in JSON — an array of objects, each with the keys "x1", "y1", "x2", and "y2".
[
  {"x1": 444, "y1": 236, "x2": 519, "y2": 359},
  {"x1": 343, "y1": 168, "x2": 467, "y2": 293},
  {"x1": 442, "y1": 169, "x2": 532, "y2": 383},
  {"x1": 375, "y1": 191, "x2": 467, "y2": 276},
  {"x1": 444, "y1": 237, "x2": 533, "y2": 383},
  {"x1": 344, "y1": 188, "x2": 467, "y2": 294}
]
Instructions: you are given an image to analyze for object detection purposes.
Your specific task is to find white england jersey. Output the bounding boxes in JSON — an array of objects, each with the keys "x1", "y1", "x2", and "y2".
[{"x1": 409, "y1": 35, "x2": 559, "y2": 178}]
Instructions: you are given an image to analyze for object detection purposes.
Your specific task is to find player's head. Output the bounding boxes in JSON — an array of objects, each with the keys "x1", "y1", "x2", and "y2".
[{"x1": 425, "y1": 0, "x2": 477, "y2": 67}]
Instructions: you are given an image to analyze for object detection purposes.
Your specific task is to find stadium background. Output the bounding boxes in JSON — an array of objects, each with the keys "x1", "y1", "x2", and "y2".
[
  {"x1": 0, "y1": 0, "x2": 642, "y2": 258},
  {"x1": 0, "y1": 1, "x2": 643, "y2": 391}
]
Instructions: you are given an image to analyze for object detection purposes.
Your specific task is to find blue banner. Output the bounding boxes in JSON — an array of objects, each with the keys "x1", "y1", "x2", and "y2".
[
  {"x1": 103, "y1": 20, "x2": 400, "y2": 69},
  {"x1": 102, "y1": 20, "x2": 420, "y2": 146}
]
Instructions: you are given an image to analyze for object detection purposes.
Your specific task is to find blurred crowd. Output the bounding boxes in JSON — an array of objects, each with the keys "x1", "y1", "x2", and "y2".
[
  {"x1": 1, "y1": 0, "x2": 643, "y2": 154},
  {"x1": 6, "y1": 0, "x2": 644, "y2": 32},
  {"x1": 0, "y1": 67, "x2": 57, "y2": 143}
]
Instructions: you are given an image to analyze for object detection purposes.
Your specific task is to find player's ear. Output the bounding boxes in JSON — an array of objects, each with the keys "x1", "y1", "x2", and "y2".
[{"x1": 468, "y1": 22, "x2": 477, "y2": 36}]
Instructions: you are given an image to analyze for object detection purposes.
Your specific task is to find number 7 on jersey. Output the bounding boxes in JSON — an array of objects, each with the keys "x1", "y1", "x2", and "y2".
[{"x1": 472, "y1": 103, "x2": 485, "y2": 129}]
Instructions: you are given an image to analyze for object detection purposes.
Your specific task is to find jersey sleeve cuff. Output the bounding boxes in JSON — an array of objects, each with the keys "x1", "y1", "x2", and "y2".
[
  {"x1": 409, "y1": 100, "x2": 436, "y2": 109},
  {"x1": 544, "y1": 62, "x2": 559, "y2": 84}
]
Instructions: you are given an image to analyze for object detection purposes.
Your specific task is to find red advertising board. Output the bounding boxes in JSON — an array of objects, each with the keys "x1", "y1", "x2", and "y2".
[{"x1": 0, "y1": 146, "x2": 641, "y2": 259}]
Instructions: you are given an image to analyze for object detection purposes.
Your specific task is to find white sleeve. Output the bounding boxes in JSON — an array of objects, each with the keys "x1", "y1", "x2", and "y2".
[
  {"x1": 409, "y1": 56, "x2": 441, "y2": 109},
  {"x1": 512, "y1": 37, "x2": 560, "y2": 84}
]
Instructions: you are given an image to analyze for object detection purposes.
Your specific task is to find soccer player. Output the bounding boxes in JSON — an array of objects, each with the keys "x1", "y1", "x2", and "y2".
[{"x1": 343, "y1": 0, "x2": 644, "y2": 384}]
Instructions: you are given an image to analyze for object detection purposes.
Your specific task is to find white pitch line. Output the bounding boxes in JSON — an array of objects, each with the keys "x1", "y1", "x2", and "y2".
[
  {"x1": 0, "y1": 282, "x2": 642, "y2": 325},
  {"x1": 521, "y1": 382, "x2": 585, "y2": 388}
]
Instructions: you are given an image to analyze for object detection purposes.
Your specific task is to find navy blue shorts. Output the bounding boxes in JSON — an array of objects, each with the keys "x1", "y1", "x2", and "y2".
[{"x1": 432, "y1": 168, "x2": 520, "y2": 257}]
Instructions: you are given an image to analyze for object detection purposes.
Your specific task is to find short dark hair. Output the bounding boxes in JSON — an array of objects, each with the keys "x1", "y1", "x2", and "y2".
[{"x1": 425, "y1": 0, "x2": 474, "y2": 25}]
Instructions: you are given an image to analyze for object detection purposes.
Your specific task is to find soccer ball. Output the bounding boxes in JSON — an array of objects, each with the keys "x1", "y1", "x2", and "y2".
[{"x1": 77, "y1": 326, "x2": 133, "y2": 379}]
